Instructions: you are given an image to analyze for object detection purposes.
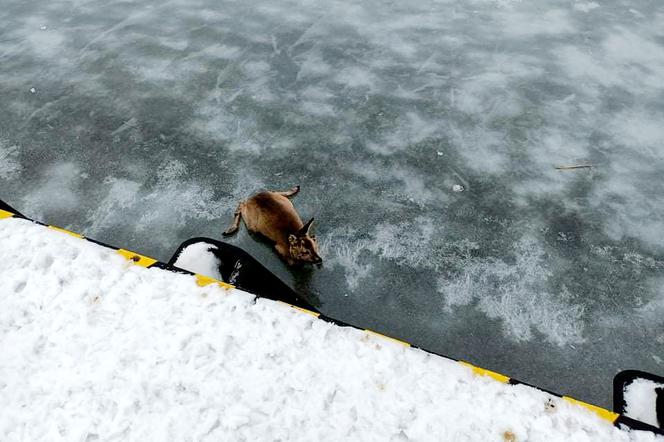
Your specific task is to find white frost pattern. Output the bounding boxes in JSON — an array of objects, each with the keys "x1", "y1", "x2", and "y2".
[
  {"x1": 439, "y1": 237, "x2": 586, "y2": 346},
  {"x1": 0, "y1": 141, "x2": 22, "y2": 180},
  {"x1": 21, "y1": 162, "x2": 82, "y2": 219}
]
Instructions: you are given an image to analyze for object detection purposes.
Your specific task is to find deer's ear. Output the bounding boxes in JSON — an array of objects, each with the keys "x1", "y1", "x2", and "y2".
[
  {"x1": 288, "y1": 234, "x2": 298, "y2": 245},
  {"x1": 299, "y1": 218, "x2": 315, "y2": 236}
]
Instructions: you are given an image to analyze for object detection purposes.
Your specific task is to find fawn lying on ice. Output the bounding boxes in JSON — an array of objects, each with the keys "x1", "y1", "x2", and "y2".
[{"x1": 223, "y1": 186, "x2": 322, "y2": 266}]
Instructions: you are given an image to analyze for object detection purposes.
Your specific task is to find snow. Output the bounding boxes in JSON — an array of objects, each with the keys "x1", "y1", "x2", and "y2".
[
  {"x1": 624, "y1": 379, "x2": 664, "y2": 429},
  {"x1": 3, "y1": 0, "x2": 664, "y2": 406},
  {"x1": 0, "y1": 217, "x2": 662, "y2": 441},
  {"x1": 172, "y1": 241, "x2": 223, "y2": 280}
]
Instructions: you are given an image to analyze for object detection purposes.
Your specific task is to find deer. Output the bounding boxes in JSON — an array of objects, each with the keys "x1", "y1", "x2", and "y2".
[{"x1": 222, "y1": 186, "x2": 322, "y2": 266}]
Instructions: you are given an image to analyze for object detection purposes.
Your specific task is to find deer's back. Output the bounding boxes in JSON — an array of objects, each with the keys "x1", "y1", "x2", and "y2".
[{"x1": 243, "y1": 192, "x2": 304, "y2": 243}]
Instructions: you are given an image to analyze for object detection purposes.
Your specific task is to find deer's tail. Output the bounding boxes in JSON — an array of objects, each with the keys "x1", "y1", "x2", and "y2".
[
  {"x1": 273, "y1": 185, "x2": 300, "y2": 198},
  {"x1": 223, "y1": 201, "x2": 244, "y2": 236}
]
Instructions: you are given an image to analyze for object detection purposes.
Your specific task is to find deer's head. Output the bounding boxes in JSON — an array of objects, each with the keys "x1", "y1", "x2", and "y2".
[{"x1": 288, "y1": 218, "x2": 322, "y2": 265}]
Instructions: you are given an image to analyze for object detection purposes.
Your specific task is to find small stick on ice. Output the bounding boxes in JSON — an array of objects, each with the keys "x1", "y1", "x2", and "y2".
[{"x1": 554, "y1": 165, "x2": 593, "y2": 170}]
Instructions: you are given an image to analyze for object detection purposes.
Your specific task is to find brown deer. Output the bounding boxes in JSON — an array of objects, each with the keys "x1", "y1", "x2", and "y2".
[{"x1": 223, "y1": 186, "x2": 322, "y2": 266}]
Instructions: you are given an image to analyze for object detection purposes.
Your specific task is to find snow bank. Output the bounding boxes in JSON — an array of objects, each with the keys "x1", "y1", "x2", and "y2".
[{"x1": 0, "y1": 217, "x2": 660, "y2": 442}]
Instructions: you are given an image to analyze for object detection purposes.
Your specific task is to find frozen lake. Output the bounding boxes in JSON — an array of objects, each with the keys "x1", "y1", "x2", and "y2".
[{"x1": 1, "y1": 0, "x2": 663, "y2": 407}]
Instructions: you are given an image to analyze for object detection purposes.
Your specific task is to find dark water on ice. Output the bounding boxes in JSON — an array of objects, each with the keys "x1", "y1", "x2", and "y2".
[{"x1": 2, "y1": 0, "x2": 664, "y2": 407}]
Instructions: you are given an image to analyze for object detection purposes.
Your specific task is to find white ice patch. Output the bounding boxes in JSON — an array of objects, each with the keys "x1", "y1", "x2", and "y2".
[
  {"x1": 447, "y1": 124, "x2": 509, "y2": 174},
  {"x1": 86, "y1": 177, "x2": 142, "y2": 233},
  {"x1": 470, "y1": 0, "x2": 523, "y2": 6},
  {"x1": 590, "y1": 135, "x2": 664, "y2": 250},
  {"x1": 295, "y1": 50, "x2": 332, "y2": 80},
  {"x1": 454, "y1": 53, "x2": 541, "y2": 119},
  {"x1": 608, "y1": 110, "x2": 664, "y2": 158},
  {"x1": 190, "y1": 104, "x2": 265, "y2": 152},
  {"x1": 22, "y1": 162, "x2": 82, "y2": 218},
  {"x1": 188, "y1": 43, "x2": 240, "y2": 60},
  {"x1": 20, "y1": 15, "x2": 66, "y2": 60},
  {"x1": 623, "y1": 379, "x2": 664, "y2": 428},
  {"x1": 496, "y1": 9, "x2": 574, "y2": 38},
  {"x1": 365, "y1": 112, "x2": 439, "y2": 156},
  {"x1": 438, "y1": 237, "x2": 586, "y2": 346},
  {"x1": 173, "y1": 241, "x2": 223, "y2": 280},
  {"x1": 137, "y1": 186, "x2": 224, "y2": 237},
  {"x1": 559, "y1": 28, "x2": 664, "y2": 94},
  {"x1": 322, "y1": 218, "x2": 439, "y2": 291},
  {"x1": 556, "y1": 45, "x2": 621, "y2": 88},
  {"x1": 512, "y1": 127, "x2": 593, "y2": 204},
  {"x1": 348, "y1": 162, "x2": 441, "y2": 205},
  {"x1": 335, "y1": 66, "x2": 378, "y2": 90},
  {"x1": 0, "y1": 141, "x2": 22, "y2": 180},
  {"x1": 319, "y1": 227, "x2": 374, "y2": 291},
  {"x1": 0, "y1": 217, "x2": 657, "y2": 442},
  {"x1": 638, "y1": 284, "x2": 664, "y2": 326},
  {"x1": 603, "y1": 29, "x2": 664, "y2": 91},
  {"x1": 370, "y1": 218, "x2": 436, "y2": 267},
  {"x1": 300, "y1": 100, "x2": 336, "y2": 117},
  {"x1": 573, "y1": 1, "x2": 600, "y2": 13},
  {"x1": 156, "y1": 157, "x2": 188, "y2": 183},
  {"x1": 85, "y1": 158, "x2": 234, "y2": 245}
]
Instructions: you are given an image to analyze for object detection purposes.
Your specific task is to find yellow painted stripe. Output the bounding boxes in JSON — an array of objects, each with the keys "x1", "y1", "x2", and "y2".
[
  {"x1": 0, "y1": 209, "x2": 14, "y2": 219},
  {"x1": 195, "y1": 274, "x2": 234, "y2": 289},
  {"x1": 117, "y1": 249, "x2": 158, "y2": 267},
  {"x1": 459, "y1": 361, "x2": 510, "y2": 384},
  {"x1": 364, "y1": 329, "x2": 411, "y2": 347},
  {"x1": 195, "y1": 274, "x2": 218, "y2": 286},
  {"x1": 48, "y1": 225, "x2": 84, "y2": 238},
  {"x1": 563, "y1": 396, "x2": 619, "y2": 423},
  {"x1": 290, "y1": 305, "x2": 320, "y2": 317},
  {"x1": 275, "y1": 300, "x2": 320, "y2": 317}
]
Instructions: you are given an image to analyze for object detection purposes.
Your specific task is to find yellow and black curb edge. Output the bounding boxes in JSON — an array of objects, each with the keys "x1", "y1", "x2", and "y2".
[{"x1": 0, "y1": 203, "x2": 661, "y2": 436}]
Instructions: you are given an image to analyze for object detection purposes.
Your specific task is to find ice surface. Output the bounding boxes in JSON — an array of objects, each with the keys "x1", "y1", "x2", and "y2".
[
  {"x1": 1, "y1": 0, "x2": 664, "y2": 406},
  {"x1": 1, "y1": 217, "x2": 661, "y2": 441},
  {"x1": 0, "y1": 140, "x2": 22, "y2": 180}
]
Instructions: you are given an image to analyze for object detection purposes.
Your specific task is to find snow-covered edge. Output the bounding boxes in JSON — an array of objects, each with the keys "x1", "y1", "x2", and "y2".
[{"x1": 0, "y1": 213, "x2": 662, "y2": 441}]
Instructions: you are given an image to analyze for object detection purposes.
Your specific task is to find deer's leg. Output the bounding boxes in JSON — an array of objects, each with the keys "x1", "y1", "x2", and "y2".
[
  {"x1": 273, "y1": 185, "x2": 300, "y2": 198},
  {"x1": 223, "y1": 201, "x2": 244, "y2": 236}
]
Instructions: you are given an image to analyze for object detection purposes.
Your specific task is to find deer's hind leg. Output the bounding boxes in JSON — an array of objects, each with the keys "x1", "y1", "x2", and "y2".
[
  {"x1": 223, "y1": 201, "x2": 245, "y2": 236},
  {"x1": 273, "y1": 185, "x2": 300, "y2": 198}
]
